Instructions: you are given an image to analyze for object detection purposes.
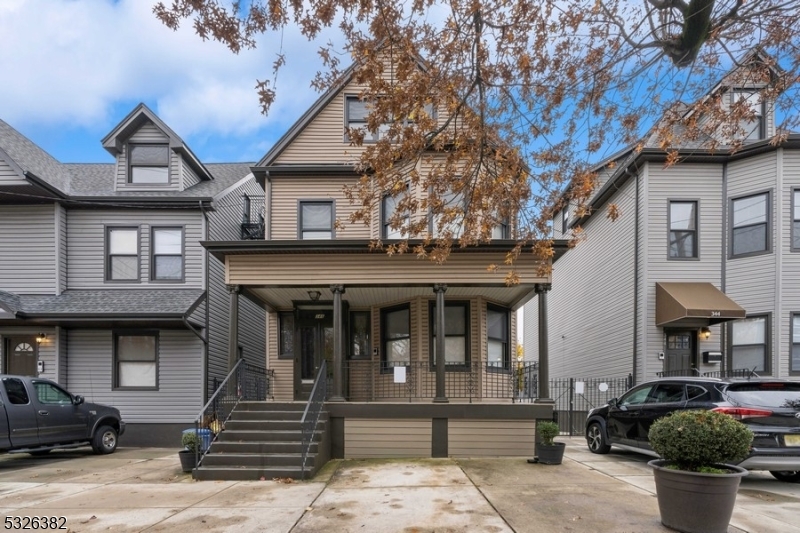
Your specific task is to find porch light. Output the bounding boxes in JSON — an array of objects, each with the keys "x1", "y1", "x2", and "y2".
[
  {"x1": 699, "y1": 327, "x2": 711, "y2": 340},
  {"x1": 307, "y1": 290, "x2": 322, "y2": 301},
  {"x1": 36, "y1": 333, "x2": 47, "y2": 343}
]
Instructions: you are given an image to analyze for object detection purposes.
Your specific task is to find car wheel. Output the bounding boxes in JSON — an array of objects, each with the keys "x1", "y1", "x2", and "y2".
[
  {"x1": 770, "y1": 471, "x2": 800, "y2": 483},
  {"x1": 586, "y1": 422, "x2": 611, "y2": 454},
  {"x1": 29, "y1": 450, "x2": 51, "y2": 456},
  {"x1": 91, "y1": 425, "x2": 118, "y2": 455}
]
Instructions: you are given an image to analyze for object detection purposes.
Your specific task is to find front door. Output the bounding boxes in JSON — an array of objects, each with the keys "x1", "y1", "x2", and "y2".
[
  {"x1": 4, "y1": 336, "x2": 38, "y2": 376},
  {"x1": 294, "y1": 309, "x2": 334, "y2": 400},
  {"x1": 663, "y1": 330, "x2": 695, "y2": 375}
]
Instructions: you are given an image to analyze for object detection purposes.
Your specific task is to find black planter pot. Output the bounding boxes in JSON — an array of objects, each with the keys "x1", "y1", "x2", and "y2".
[
  {"x1": 648, "y1": 459, "x2": 747, "y2": 533},
  {"x1": 178, "y1": 450, "x2": 197, "y2": 473},
  {"x1": 534, "y1": 442, "x2": 565, "y2": 465}
]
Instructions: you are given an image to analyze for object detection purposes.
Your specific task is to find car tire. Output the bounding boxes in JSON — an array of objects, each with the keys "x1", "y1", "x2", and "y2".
[
  {"x1": 586, "y1": 421, "x2": 611, "y2": 454},
  {"x1": 91, "y1": 425, "x2": 118, "y2": 455},
  {"x1": 770, "y1": 471, "x2": 800, "y2": 483}
]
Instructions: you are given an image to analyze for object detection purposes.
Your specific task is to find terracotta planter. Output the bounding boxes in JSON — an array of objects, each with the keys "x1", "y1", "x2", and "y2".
[
  {"x1": 178, "y1": 450, "x2": 197, "y2": 473},
  {"x1": 649, "y1": 459, "x2": 747, "y2": 533},
  {"x1": 534, "y1": 442, "x2": 565, "y2": 465}
]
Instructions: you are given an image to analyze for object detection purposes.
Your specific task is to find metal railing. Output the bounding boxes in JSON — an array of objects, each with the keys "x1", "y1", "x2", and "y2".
[
  {"x1": 656, "y1": 368, "x2": 702, "y2": 378},
  {"x1": 656, "y1": 367, "x2": 760, "y2": 379},
  {"x1": 240, "y1": 194, "x2": 265, "y2": 240},
  {"x1": 301, "y1": 361, "x2": 328, "y2": 480},
  {"x1": 192, "y1": 359, "x2": 272, "y2": 470},
  {"x1": 550, "y1": 375, "x2": 634, "y2": 435},
  {"x1": 341, "y1": 360, "x2": 538, "y2": 402}
]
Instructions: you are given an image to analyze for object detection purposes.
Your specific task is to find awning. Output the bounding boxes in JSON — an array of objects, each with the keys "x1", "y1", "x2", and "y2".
[{"x1": 655, "y1": 282, "x2": 746, "y2": 327}]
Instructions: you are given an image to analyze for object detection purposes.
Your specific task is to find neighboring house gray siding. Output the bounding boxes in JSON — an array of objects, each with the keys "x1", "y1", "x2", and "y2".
[
  {"x1": 781, "y1": 149, "x2": 800, "y2": 376},
  {"x1": 0, "y1": 158, "x2": 26, "y2": 185},
  {"x1": 0, "y1": 204, "x2": 56, "y2": 294},
  {"x1": 56, "y1": 203, "x2": 67, "y2": 295},
  {"x1": 182, "y1": 158, "x2": 202, "y2": 189}
]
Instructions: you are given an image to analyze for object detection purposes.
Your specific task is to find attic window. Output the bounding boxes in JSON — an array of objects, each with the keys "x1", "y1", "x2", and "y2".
[
  {"x1": 731, "y1": 91, "x2": 764, "y2": 141},
  {"x1": 345, "y1": 96, "x2": 435, "y2": 143},
  {"x1": 129, "y1": 144, "x2": 169, "y2": 184}
]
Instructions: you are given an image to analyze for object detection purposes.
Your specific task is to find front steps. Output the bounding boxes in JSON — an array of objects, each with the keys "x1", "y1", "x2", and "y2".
[{"x1": 193, "y1": 402, "x2": 329, "y2": 481}]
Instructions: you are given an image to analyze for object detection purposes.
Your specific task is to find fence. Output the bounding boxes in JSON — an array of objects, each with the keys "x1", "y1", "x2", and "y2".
[{"x1": 550, "y1": 375, "x2": 634, "y2": 436}]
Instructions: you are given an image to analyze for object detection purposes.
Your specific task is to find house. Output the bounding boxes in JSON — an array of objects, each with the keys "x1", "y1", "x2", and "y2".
[
  {"x1": 0, "y1": 104, "x2": 266, "y2": 446},
  {"x1": 523, "y1": 51, "x2": 800, "y2": 385},
  {"x1": 202, "y1": 55, "x2": 564, "y2": 463}
]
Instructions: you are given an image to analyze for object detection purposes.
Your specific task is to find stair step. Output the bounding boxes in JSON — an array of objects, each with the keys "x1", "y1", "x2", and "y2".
[
  {"x1": 201, "y1": 453, "x2": 311, "y2": 467},
  {"x1": 194, "y1": 465, "x2": 309, "y2": 481},
  {"x1": 232, "y1": 411, "x2": 306, "y2": 421},
  {"x1": 224, "y1": 420, "x2": 326, "y2": 431},
  {"x1": 236, "y1": 402, "x2": 308, "y2": 412},
  {"x1": 217, "y1": 430, "x2": 323, "y2": 442},
  {"x1": 211, "y1": 441, "x2": 317, "y2": 454}
]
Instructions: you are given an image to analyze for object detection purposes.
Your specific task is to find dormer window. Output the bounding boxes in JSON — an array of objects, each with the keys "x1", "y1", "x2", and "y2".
[
  {"x1": 129, "y1": 144, "x2": 169, "y2": 184},
  {"x1": 731, "y1": 90, "x2": 764, "y2": 141},
  {"x1": 345, "y1": 96, "x2": 435, "y2": 143}
]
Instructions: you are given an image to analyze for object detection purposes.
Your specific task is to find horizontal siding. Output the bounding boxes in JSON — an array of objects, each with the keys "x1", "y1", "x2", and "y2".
[
  {"x1": 344, "y1": 418, "x2": 432, "y2": 458},
  {"x1": 0, "y1": 204, "x2": 56, "y2": 294},
  {"x1": 66, "y1": 209, "x2": 204, "y2": 289},
  {"x1": 268, "y1": 312, "x2": 294, "y2": 401},
  {"x1": 0, "y1": 158, "x2": 26, "y2": 185},
  {"x1": 780, "y1": 149, "x2": 800, "y2": 376},
  {"x1": 182, "y1": 159, "x2": 202, "y2": 189},
  {"x1": 57, "y1": 204, "x2": 67, "y2": 294},
  {"x1": 448, "y1": 419, "x2": 535, "y2": 457},
  {"x1": 65, "y1": 329, "x2": 203, "y2": 423},
  {"x1": 129, "y1": 123, "x2": 169, "y2": 143}
]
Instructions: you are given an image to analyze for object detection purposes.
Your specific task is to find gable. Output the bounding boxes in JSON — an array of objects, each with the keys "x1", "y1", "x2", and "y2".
[{"x1": 0, "y1": 153, "x2": 27, "y2": 186}]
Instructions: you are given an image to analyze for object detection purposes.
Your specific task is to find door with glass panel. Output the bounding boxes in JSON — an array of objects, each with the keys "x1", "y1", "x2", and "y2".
[
  {"x1": 294, "y1": 309, "x2": 333, "y2": 400},
  {"x1": 4, "y1": 337, "x2": 37, "y2": 376}
]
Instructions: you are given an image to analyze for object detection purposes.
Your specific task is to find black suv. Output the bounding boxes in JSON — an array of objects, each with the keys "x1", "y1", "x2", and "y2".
[{"x1": 585, "y1": 377, "x2": 800, "y2": 482}]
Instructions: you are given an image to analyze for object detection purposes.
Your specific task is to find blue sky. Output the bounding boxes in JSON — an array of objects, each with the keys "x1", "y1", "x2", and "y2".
[{"x1": 0, "y1": 0, "x2": 342, "y2": 164}]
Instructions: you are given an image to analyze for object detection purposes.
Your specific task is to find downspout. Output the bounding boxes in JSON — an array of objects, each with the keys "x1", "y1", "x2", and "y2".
[{"x1": 632, "y1": 168, "x2": 640, "y2": 385}]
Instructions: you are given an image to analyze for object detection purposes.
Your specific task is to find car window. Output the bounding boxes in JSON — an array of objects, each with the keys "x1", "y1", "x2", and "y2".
[
  {"x1": 686, "y1": 385, "x2": 709, "y2": 401},
  {"x1": 619, "y1": 385, "x2": 655, "y2": 406},
  {"x1": 650, "y1": 383, "x2": 686, "y2": 403},
  {"x1": 33, "y1": 382, "x2": 73, "y2": 405},
  {"x1": 2, "y1": 378, "x2": 30, "y2": 405},
  {"x1": 724, "y1": 382, "x2": 800, "y2": 409}
]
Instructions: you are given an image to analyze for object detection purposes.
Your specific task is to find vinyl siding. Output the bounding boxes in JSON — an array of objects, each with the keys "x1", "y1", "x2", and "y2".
[
  {"x1": 781, "y1": 149, "x2": 800, "y2": 376},
  {"x1": 267, "y1": 311, "x2": 294, "y2": 401},
  {"x1": 182, "y1": 159, "x2": 202, "y2": 190},
  {"x1": 344, "y1": 418, "x2": 432, "y2": 458},
  {"x1": 55, "y1": 203, "x2": 67, "y2": 294},
  {"x1": 66, "y1": 209, "x2": 204, "y2": 289},
  {"x1": 448, "y1": 419, "x2": 535, "y2": 457},
  {"x1": 66, "y1": 329, "x2": 203, "y2": 423},
  {"x1": 0, "y1": 158, "x2": 26, "y2": 185},
  {"x1": 0, "y1": 204, "x2": 56, "y2": 294}
]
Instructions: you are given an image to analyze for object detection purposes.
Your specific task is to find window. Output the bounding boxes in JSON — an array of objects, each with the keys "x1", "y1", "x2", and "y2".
[
  {"x1": 431, "y1": 190, "x2": 465, "y2": 238},
  {"x1": 129, "y1": 144, "x2": 169, "y2": 184},
  {"x1": 492, "y1": 215, "x2": 509, "y2": 239},
  {"x1": 33, "y1": 382, "x2": 72, "y2": 405},
  {"x1": 345, "y1": 96, "x2": 435, "y2": 143},
  {"x1": 2, "y1": 377, "x2": 30, "y2": 405},
  {"x1": 114, "y1": 332, "x2": 158, "y2": 389},
  {"x1": 792, "y1": 314, "x2": 800, "y2": 374},
  {"x1": 731, "y1": 90, "x2": 764, "y2": 141},
  {"x1": 349, "y1": 311, "x2": 371, "y2": 359},
  {"x1": 299, "y1": 201, "x2": 334, "y2": 239},
  {"x1": 650, "y1": 383, "x2": 686, "y2": 403},
  {"x1": 107, "y1": 227, "x2": 139, "y2": 281},
  {"x1": 279, "y1": 312, "x2": 294, "y2": 360},
  {"x1": 669, "y1": 201, "x2": 698, "y2": 259},
  {"x1": 731, "y1": 192, "x2": 769, "y2": 257},
  {"x1": 731, "y1": 316, "x2": 769, "y2": 374},
  {"x1": 243, "y1": 195, "x2": 251, "y2": 223},
  {"x1": 618, "y1": 384, "x2": 655, "y2": 407},
  {"x1": 562, "y1": 207, "x2": 570, "y2": 234},
  {"x1": 382, "y1": 186, "x2": 409, "y2": 239},
  {"x1": 382, "y1": 305, "x2": 410, "y2": 369},
  {"x1": 487, "y1": 305, "x2": 509, "y2": 369},
  {"x1": 151, "y1": 227, "x2": 183, "y2": 281},
  {"x1": 429, "y1": 301, "x2": 469, "y2": 368},
  {"x1": 793, "y1": 190, "x2": 800, "y2": 251}
]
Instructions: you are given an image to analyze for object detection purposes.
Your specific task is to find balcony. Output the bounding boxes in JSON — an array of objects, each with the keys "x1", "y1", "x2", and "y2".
[{"x1": 240, "y1": 195, "x2": 265, "y2": 240}]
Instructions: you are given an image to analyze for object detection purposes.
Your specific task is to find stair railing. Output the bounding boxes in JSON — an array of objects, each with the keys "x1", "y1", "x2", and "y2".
[{"x1": 300, "y1": 360, "x2": 328, "y2": 480}]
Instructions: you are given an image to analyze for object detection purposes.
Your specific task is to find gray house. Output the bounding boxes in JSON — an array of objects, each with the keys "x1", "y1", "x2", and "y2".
[
  {"x1": 524, "y1": 52, "x2": 800, "y2": 384},
  {"x1": 0, "y1": 104, "x2": 266, "y2": 445}
]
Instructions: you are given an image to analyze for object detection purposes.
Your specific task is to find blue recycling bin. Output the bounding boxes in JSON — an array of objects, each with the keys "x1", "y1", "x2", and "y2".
[{"x1": 182, "y1": 428, "x2": 212, "y2": 452}]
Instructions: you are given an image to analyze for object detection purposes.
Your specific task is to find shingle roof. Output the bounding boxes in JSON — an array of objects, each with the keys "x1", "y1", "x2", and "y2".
[
  {"x1": 0, "y1": 290, "x2": 22, "y2": 314},
  {"x1": 6, "y1": 289, "x2": 205, "y2": 317},
  {"x1": 0, "y1": 119, "x2": 71, "y2": 193}
]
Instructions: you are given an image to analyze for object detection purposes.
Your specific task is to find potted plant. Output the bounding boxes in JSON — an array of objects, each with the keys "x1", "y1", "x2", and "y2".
[
  {"x1": 648, "y1": 409, "x2": 753, "y2": 533},
  {"x1": 534, "y1": 420, "x2": 565, "y2": 465},
  {"x1": 178, "y1": 430, "x2": 199, "y2": 473}
]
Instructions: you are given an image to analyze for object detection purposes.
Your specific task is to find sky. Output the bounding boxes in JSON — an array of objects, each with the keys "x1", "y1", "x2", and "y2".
[{"x1": 0, "y1": 0, "x2": 343, "y2": 164}]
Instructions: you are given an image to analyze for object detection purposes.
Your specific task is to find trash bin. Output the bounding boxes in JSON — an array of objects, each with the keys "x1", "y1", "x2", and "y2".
[{"x1": 182, "y1": 428, "x2": 212, "y2": 452}]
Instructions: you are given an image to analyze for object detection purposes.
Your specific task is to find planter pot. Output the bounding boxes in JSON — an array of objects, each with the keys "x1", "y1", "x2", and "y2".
[
  {"x1": 534, "y1": 442, "x2": 565, "y2": 465},
  {"x1": 648, "y1": 459, "x2": 747, "y2": 533},
  {"x1": 178, "y1": 450, "x2": 197, "y2": 473}
]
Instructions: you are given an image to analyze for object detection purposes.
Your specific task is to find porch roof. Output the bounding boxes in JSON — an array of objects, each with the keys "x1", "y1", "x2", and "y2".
[{"x1": 655, "y1": 282, "x2": 746, "y2": 327}]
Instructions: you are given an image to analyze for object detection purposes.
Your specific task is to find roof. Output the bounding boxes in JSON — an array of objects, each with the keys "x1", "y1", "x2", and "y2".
[{"x1": 0, "y1": 119, "x2": 72, "y2": 193}]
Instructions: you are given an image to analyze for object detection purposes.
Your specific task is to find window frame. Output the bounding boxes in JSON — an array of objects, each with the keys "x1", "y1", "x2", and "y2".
[
  {"x1": 278, "y1": 312, "x2": 295, "y2": 360},
  {"x1": 344, "y1": 95, "x2": 436, "y2": 144},
  {"x1": 428, "y1": 300, "x2": 470, "y2": 371},
  {"x1": 349, "y1": 310, "x2": 372, "y2": 360},
  {"x1": 792, "y1": 188, "x2": 800, "y2": 252},
  {"x1": 380, "y1": 303, "x2": 411, "y2": 372},
  {"x1": 730, "y1": 89, "x2": 765, "y2": 141},
  {"x1": 150, "y1": 226, "x2": 185, "y2": 282},
  {"x1": 127, "y1": 143, "x2": 170, "y2": 185},
  {"x1": 429, "y1": 189, "x2": 466, "y2": 238},
  {"x1": 113, "y1": 330, "x2": 159, "y2": 390},
  {"x1": 729, "y1": 190, "x2": 771, "y2": 259},
  {"x1": 105, "y1": 226, "x2": 141, "y2": 283},
  {"x1": 381, "y1": 184, "x2": 410, "y2": 240},
  {"x1": 298, "y1": 200, "x2": 335, "y2": 239},
  {"x1": 667, "y1": 199, "x2": 699, "y2": 260},
  {"x1": 561, "y1": 206, "x2": 569, "y2": 235},
  {"x1": 486, "y1": 304, "x2": 510, "y2": 371},
  {"x1": 243, "y1": 195, "x2": 252, "y2": 223},
  {"x1": 729, "y1": 314, "x2": 771, "y2": 376},
  {"x1": 791, "y1": 313, "x2": 800, "y2": 376}
]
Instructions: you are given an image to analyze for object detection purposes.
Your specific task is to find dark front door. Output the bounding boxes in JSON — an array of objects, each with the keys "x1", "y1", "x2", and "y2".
[
  {"x1": 295, "y1": 309, "x2": 334, "y2": 400},
  {"x1": 4, "y1": 337, "x2": 38, "y2": 376},
  {"x1": 664, "y1": 330, "x2": 695, "y2": 375}
]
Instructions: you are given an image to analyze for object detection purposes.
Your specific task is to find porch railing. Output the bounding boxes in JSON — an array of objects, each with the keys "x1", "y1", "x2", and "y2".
[
  {"x1": 656, "y1": 367, "x2": 759, "y2": 379},
  {"x1": 301, "y1": 360, "x2": 327, "y2": 480},
  {"x1": 341, "y1": 360, "x2": 538, "y2": 402}
]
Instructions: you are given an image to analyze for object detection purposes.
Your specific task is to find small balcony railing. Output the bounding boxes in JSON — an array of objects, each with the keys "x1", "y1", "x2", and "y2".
[{"x1": 240, "y1": 194, "x2": 266, "y2": 240}]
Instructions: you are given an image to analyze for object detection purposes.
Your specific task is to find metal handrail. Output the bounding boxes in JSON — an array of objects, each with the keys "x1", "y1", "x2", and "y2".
[
  {"x1": 192, "y1": 359, "x2": 245, "y2": 469},
  {"x1": 300, "y1": 361, "x2": 327, "y2": 480}
]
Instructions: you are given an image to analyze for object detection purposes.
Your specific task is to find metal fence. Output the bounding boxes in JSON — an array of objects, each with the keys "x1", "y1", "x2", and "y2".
[{"x1": 550, "y1": 375, "x2": 634, "y2": 436}]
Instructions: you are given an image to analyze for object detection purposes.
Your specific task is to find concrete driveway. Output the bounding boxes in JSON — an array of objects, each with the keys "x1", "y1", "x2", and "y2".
[{"x1": 0, "y1": 438, "x2": 797, "y2": 532}]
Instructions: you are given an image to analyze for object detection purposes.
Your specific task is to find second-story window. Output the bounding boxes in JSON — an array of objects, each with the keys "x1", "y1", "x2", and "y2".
[
  {"x1": 793, "y1": 189, "x2": 800, "y2": 251},
  {"x1": 151, "y1": 227, "x2": 184, "y2": 281},
  {"x1": 431, "y1": 190, "x2": 465, "y2": 238},
  {"x1": 561, "y1": 207, "x2": 570, "y2": 234},
  {"x1": 299, "y1": 201, "x2": 334, "y2": 239},
  {"x1": 107, "y1": 227, "x2": 139, "y2": 281},
  {"x1": 731, "y1": 192, "x2": 769, "y2": 257},
  {"x1": 382, "y1": 185, "x2": 409, "y2": 239},
  {"x1": 669, "y1": 201, "x2": 698, "y2": 259},
  {"x1": 129, "y1": 144, "x2": 169, "y2": 184},
  {"x1": 730, "y1": 315, "x2": 769, "y2": 374},
  {"x1": 346, "y1": 96, "x2": 435, "y2": 143}
]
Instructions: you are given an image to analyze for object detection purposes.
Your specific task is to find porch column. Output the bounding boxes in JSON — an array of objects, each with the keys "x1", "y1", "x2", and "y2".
[
  {"x1": 433, "y1": 284, "x2": 449, "y2": 403},
  {"x1": 535, "y1": 283, "x2": 552, "y2": 400},
  {"x1": 227, "y1": 284, "x2": 240, "y2": 372},
  {"x1": 329, "y1": 284, "x2": 346, "y2": 402}
]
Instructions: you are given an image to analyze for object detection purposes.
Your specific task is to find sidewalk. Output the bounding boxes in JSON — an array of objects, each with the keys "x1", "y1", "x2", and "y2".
[{"x1": 0, "y1": 439, "x2": 798, "y2": 532}]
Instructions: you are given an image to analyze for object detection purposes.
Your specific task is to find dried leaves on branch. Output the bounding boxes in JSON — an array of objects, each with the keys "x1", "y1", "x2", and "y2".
[{"x1": 154, "y1": 0, "x2": 800, "y2": 277}]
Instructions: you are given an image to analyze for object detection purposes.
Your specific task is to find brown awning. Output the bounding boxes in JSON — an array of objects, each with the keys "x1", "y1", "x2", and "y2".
[{"x1": 655, "y1": 282, "x2": 746, "y2": 327}]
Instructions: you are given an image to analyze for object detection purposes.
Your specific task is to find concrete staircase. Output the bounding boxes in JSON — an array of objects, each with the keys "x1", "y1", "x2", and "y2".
[{"x1": 193, "y1": 402, "x2": 330, "y2": 481}]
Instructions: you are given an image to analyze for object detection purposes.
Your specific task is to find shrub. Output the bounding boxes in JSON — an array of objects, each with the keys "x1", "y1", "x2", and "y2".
[
  {"x1": 648, "y1": 410, "x2": 753, "y2": 472},
  {"x1": 538, "y1": 421, "x2": 560, "y2": 446},
  {"x1": 181, "y1": 431, "x2": 200, "y2": 453}
]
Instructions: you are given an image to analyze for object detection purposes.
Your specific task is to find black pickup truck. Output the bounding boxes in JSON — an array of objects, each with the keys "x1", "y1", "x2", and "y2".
[{"x1": 1, "y1": 375, "x2": 125, "y2": 455}]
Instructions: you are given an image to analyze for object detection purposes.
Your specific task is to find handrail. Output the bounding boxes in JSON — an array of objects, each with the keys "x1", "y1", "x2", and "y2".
[
  {"x1": 300, "y1": 360, "x2": 327, "y2": 480},
  {"x1": 193, "y1": 359, "x2": 245, "y2": 469}
]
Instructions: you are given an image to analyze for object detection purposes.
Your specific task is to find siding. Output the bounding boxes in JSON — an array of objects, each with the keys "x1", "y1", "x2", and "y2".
[
  {"x1": 344, "y1": 418, "x2": 432, "y2": 458},
  {"x1": 0, "y1": 158, "x2": 26, "y2": 185},
  {"x1": 267, "y1": 311, "x2": 294, "y2": 401},
  {"x1": 448, "y1": 419, "x2": 535, "y2": 456},
  {"x1": 182, "y1": 159, "x2": 202, "y2": 190},
  {"x1": 55, "y1": 203, "x2": 67, "y2": 294},
  {"x1": 0, "y1": 204, "x2": 56, "y2": 294},
  {"x1": 114, "y1": 123, "x2": 181, "y2": 192},
  {"x1": 66, "y1": 329, "x2": 203, "y2": 423},
  {"x1": 66, "y1": 209, "x2": 204, "y2": 289},
  {"x1": 781, "y1": 149, "x2": 800, "y2": 376}
]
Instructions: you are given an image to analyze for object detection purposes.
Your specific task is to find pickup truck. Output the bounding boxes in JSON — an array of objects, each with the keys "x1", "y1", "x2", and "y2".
[{"x1": 1, "y1": 374, "x2": 125, "y2": 455}]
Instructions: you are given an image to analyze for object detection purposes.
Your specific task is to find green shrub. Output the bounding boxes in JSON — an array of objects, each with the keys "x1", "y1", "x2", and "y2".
[
  {"x1": 181, "y1": 431, "x2": 200, "y2": 453},
  {"x1": 648, "y1": 410, "x2": 753, "y2": 472},
  {"x1": 538, "y1": 421, "x2": 560, "y2": 446}
]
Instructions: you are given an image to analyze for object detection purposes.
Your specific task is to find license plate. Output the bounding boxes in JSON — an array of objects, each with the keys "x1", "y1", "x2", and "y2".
[{"x1": 786, "y1": 434, "x2": 800, "y2": 446}]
